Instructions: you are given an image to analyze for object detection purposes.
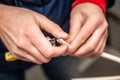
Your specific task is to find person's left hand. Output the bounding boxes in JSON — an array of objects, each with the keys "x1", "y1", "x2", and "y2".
[{"x1": 67, "y1": 3, "x2": 108, "y2": 58}]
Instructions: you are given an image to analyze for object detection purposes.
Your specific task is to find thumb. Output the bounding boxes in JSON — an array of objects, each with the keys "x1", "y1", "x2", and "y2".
[
  {"x1": 67, "y1": 11, "x2": 84, "y2": 42},
  {"x1": 35, "y1": 14, "x2": 69, "y2": 39}
]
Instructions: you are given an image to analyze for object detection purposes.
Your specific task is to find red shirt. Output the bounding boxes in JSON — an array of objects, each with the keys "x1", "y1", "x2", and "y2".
[{"x1": 72, "y1": 0, "x2": 106, "y2": 14}]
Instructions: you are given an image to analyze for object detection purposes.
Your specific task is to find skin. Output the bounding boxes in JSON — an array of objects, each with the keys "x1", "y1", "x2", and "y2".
[
  {"x1": 67, "y1": 3, "x2": 108, "y2": 58},
  {"x1": 0, "y1": 2, "x2": 108, "y2": 63},
  {"x1": 0, "y1": 5, "x2": 68, "y2": 64}
]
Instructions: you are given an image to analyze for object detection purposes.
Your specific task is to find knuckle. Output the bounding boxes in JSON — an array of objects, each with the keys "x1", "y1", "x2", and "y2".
[
  {"x1": 12, "y1": 47, "x2": 19, "y2": 55},
  {"x1": 89, "y1": 55, "x2": 96, "y2": 58},
  {"x1": 92, "y1": 50, "x2": 102, "y2": 58},
  {"x1": 54, "y1": 23, "x2": 60, "y2": 28},
  {"x1": 37, "y1": 61, "x2": 43, "y2": 64},
  {"x1": 13, "y1": 51, "x2": 19, "y2": 56},
  {"x1": 68, "y1": 46, "x2": 76, "y2": 53},
  {"x1": 91, "y1": 15, "x2": 102, "y2": 24},
  {"x1": 30, "y1": 58, "x2": 42, "y2": 64},
  {"x1": 87, "y1": 45, "x2": 96, "y2": 51},
  {"x1": 16, "y1": 40, "x2": 27, "y2": 49},
  {"x1": 54, "y1": 24, "x2": 62, "y2": 32},
  {"x1": 74, "y1": 53, "x2": 80, "y2": 57},
  {"x1": 43, "y1": 59, "x2": 50, "y2": 63},
  {"x1": 46, "y1": 53, "x2": 53, "y2": 58},
  {"x1": 24, "y1": 30, "x2": 33, "y2": 38},
  {"x1": 93, "y1": 49, "x2": 99, "y2": 55},
  {"x1": 12, "y1": 54, "x2": 18, "y2": 58},
  {"x1": 44, "y1": 50, "x2": 53, "y2": 58},
  {"x1": 103, "y1": 21, "x2": 108, "y2": 29},
  {"x1": 35, "y1": 61, "x2": 42, "y2": 64},
  {"x1": 106, "y1": 31, "x2": 108, "y2": 37},
  {"x1": 99, "y1": 49, "x2": 104, "y2": 54},
  {"x1": 11, "y1": 47, "x2": 16, "y2": 53}
]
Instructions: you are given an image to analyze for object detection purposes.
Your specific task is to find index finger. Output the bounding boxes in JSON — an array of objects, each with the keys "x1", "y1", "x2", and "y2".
[{"x1": 68, "y1": 17, "x2": 102, "y2": 53}]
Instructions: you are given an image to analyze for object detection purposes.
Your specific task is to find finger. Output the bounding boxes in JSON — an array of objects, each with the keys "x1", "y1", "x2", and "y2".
[
  {"x1": 27, "y1": 14, "x2": 68, "y2": 58},
  {"x1": 2, "y1": 28, "x2": 50, "y2": 63},
  {"x1": 15, "y1": 31, "x2": 51, "y2": 63},
  {"x1": 52, "y1": 44, "x2": 68, "y2": 57},
  {"x1": 1, "y1": 33, "x2": 29, "y2": 62},
  {"x1": 1, "y1": 34, "x2": 40, "y2": 64},
  {"x1": 9, "y1": 41, "x2": 43, "y2": 64},
  {"x1": 26, "y1": 23, "x2": 67, "y2": 59},
  {"x1": 81, "y1": 30, "x2": 107, "y2": 58},
  {"x1": 88, "y1": 30, "x2": 108, "y2": 58},
  {"x1": 0, "y1": 30, "x2": 13, "y2": 52},
  {"x1": 73, "y1": 22, "x2": 108, "y2": 57},
  {"x1": 67, "y1": 13, "x2": 84, "y2": 42},
  {"x1": 25, "y1": 24, "x2": 55, "y2": 58},
  {"x1": 25, "y1": 45, "x2": 51, "y2": 63},
  {"x1": 35, "y1": 14, "x2": 69, "y2": 39},
  {"x1": 12, "y1": 53, "x2": 30, "y2": 62},
  {"x1": 68, "y1": 17, "x2": 102, "y2": 53},
  {"x1": 12, "y1": 49, "x2": 42, "y2": 64}
]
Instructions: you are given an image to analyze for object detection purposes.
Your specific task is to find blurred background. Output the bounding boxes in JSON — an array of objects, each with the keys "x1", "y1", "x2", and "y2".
[{"x1": 25, "y1": 0, "x2": 120, "y2": 80}]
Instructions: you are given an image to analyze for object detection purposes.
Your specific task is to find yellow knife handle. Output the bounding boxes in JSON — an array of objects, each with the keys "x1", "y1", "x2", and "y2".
[{"x1": 5, "y1": 52, "x2": 17, "y2": 61}]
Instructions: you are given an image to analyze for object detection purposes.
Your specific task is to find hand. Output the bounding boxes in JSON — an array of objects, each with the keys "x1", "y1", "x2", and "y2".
[
  {"x1": 67, "y1": 3, "x2": 108, "y2": 58},
  {"x1": 0, "y1": 5, "x2": 68, "y2": 64}
]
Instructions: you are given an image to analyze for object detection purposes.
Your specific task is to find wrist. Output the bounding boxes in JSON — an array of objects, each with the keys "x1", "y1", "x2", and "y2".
[{"x1": 72, "y1": 0, "x2": 106, "y2": 15}]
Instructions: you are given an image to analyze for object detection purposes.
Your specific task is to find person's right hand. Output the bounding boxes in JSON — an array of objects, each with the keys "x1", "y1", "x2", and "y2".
[{"x1": 0, "y1": 5, "x2": 68, "y2": 64}]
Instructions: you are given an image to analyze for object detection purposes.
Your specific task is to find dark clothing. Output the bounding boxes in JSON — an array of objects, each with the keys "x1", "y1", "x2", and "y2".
[
  {"x1": 0, "y1": 0, "x2": 73, "y2": 71},
  {"x1": 0, "y1": 0, "x2": 115, "y2": 71},
  {"x1": 107, "y1": 0, "x2": 115, "y2": 8},
  {"x1": 0, "y1": 0, "x2": 115, "y2": 80},
  {"x1": 0, "y1": 69, "x2": 25, "y2": 80}
]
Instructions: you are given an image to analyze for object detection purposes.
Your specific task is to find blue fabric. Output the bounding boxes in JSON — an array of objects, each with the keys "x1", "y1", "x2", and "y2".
[
  {"x1": 0, "y1": 69, "x2": 25, "y2": 80},
  {"x1": 0, "y1": 0, "x2": 72, "y2": 70},
  {"x1": 15, "y1": 0, "x2": 72, "y2": 33}
]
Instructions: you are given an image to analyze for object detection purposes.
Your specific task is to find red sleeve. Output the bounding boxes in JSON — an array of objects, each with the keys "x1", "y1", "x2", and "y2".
[{"x1": 72, "y1": 0, "x2": 106, "y2": 14}]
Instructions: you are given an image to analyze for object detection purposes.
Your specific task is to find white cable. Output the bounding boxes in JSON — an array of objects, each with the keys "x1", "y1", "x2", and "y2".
[
  {"x1": 101, "y1": 52, "x2": 120, "y2": 64},
  {"x1": 72, "y1": 75, "x2": 120, "y2": 80}
]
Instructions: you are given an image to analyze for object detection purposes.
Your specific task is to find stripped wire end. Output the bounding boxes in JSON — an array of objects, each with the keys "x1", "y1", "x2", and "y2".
[{"x1": 56, "y1": 38, "x2": 70, "y2": 46}]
